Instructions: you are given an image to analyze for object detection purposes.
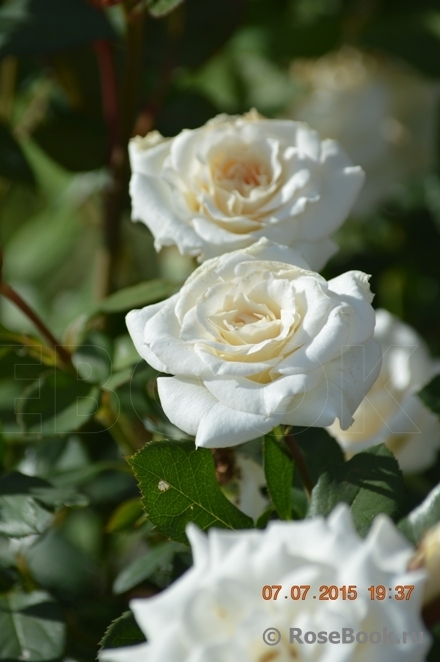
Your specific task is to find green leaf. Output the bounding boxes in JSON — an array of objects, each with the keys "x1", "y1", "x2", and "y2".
[
  {"x1": 0, "y1": 473, "x2": 54, "y2": 537},
  {"x1": 106, "y1": 498, "x2": 144, "y2": 533},
  {"x1": 25, "y1": 529, "x2": 98, "y2": 600},
  {"x1": 418, "y1": 375, "x2": 440, "y2": 418},
  {"x1": 0, "y1": 472, "x2": 87, "y2": 537},
  {"x1": 263, "y1": 436, "x2": 293, "y2": 520},
  {"x1": 72, "y1": 332, "x2": 112, "y2": 385},
  {"x1": 0, "y1": 122, "x2": 35, "y2": 184},
  {"x1": 398, "y1": 483, "x2": 440, "y2": 544},
  {"x1": 308, "y1": 445, "x2": 405, "y2": 537},
  {"x1": 93, "y1": 279, "x2": 177, "y2": 315},
  {"x1": 0, "y1": 0, "x2": 115, "y2": 58},
  {"x1": 295, "y1": 428, "x2": 345, "y2": 487},
  {"x1": 16, "y1": 368, "x2": 100, "y2": 436},
  {"x1": 129, "y1": 441, "x2": 254, "y2": 544},
  {"x1": 0, "y1": 590, "x2": 65, "y2": 662},
  {"x1": 100, "y1": 610, "x2": 145, "y2": 651},
  {"x1": 255, "y1": 507, "x2": 274, "y2": 529},
  {"x1": 113, "y1": 541, "x2": 185, "y2": 594},
  {"x1": 0, "y1": 495, "x2": 53, "y2": 537},
  {"x1": 147, "y1": 0, "x2": 184, "y2": 18}
]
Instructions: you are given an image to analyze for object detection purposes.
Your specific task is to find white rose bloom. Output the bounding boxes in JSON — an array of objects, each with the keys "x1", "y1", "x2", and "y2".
[
  {"x1": 227, "y1": 453, "x2": 269, "y2": 521},
  {"x1": 128, "y1": 110, "x2": 365, "y2": 269},
  {"x1": 289, "y1": 48, "x2": 439, "y2": 215},
  {"x1": 126, "y1": 238, "x2": 381, "y2": 448},
  {"x1": 100, "y1": 505, "x2": 430, "y2": 662},
  {"x1": 327, "y1": 309, "x2": 440, "y2": 472}
]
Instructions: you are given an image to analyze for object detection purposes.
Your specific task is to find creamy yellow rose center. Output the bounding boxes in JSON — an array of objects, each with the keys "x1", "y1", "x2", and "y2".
[
  {"x1": 202, "y1": 286, "x2": 301, "y2": 384},
  {"x1": 212, "y1": 150, "x2": 271, "y2": 197}
]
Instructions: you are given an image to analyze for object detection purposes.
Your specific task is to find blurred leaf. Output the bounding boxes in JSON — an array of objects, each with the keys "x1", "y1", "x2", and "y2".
[
  {"x1": 51, "y1": 46, "x2": 104, "y2": 123},
  {"x1": 0, "y1": 590, "x2": 65, "y2": 662},
  {"x1": 308, "y1": 445, "x2": 405, "y2": 537},
  {"x1": 106, "y1": 497, "x2": 143, "y2": 533},
  {"x1": 363, "y1": 12, "x2": 440, "y2": 78},
  {"x1": 100, "y1": 610, "x2": 145, "y2": 651},
  {"x1": 4, "y1": 199, "x2": 80, "y2": 282},
  {"x1": 178, "y1": 0, "x2": 247, "y2": 68},
  {"x1": 418, "y1": 375, "x2": 440, "y2": 418},
  {"x1": 263, "y1": 436, "x2": 293, "y2": 520},
  {"x1": 93, "y1": 279, "x2": 176, "y2": 314},
  {"x1": 73, "y1": 332, "x2": 112, "y2": 384},
  {"x1": 0, "y1": 0, "x2": 115, "y2": 58},
  {"x1": 129, "y1": 440, "x2": 254, "y2": 544},
  {"x1": 399, "y1": 483, "x2": 440, "y2": 544},
  {"x1": 0, "y1": 472, "x2": 87, "y2": 536},
  {"x1": 0, "y1": 325, "x2": 56, "y2": 365},
  {"x1": 0, "y1": 495, "x2": 53, "y2": 537},
  {"x1": 25, "y1": 528, "x2": 97, "y2": 600},
  {"x1": 0, "y1": 472, "x2": 53, "y2": 537},
  {"x1": 49, "y1": 460, "x2": 126, "y2": 488},
  {"x1": 16, "y1": 368, "x2": 100, "y2": 436},
  {"x1": 155, "y1": 91, "x2": 218, "y2": 136},
  {"x1": 113, "y1": 335, "x2": 140, "y2": 371},
  {"x1": 33, "y1": 102, "x2": 106, "y2": 172},
  {"x1": 0, "y1": 122, "x2": 35, "y2": 184},
  {"x1": 29, "y1": 486, "x2": 89, "y2": 508},
  {"x1": 113, "y1": 541, "x2": 185, "y2": 594},
  {"x1": 147, "y1": 0, "x2": 184, "y2": 18}
]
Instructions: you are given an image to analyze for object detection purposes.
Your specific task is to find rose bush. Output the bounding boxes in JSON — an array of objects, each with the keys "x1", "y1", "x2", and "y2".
[
  {"x1": 289, "y1": 48, "x2": 439, "y2": 215},
  {"x1": 100, "y1": 505, "x2": 429, "y2": 662},
  {"x1": 128, "y1": 110, "x2": 364, "y2": 269},
  {"x1": 126, "y1": 238, "x2": 381, "y2": 448},
  {"x1": 327, "y1": 309, "x2": 440, "y2": 472}
]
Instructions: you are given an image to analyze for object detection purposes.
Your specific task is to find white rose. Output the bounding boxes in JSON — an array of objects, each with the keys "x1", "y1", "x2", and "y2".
[
  {"x1": 289, "y1": 48, "x2": 439, "y2": 215},
  {"x1": 128, "y1": 110, "x2": 364, "y2": 269},
  {"x1": 327, "y1": 309, "x2": 440, "y2": 472},
  {"x1": 100, "y1": 505, "x2": 429, "y2": 662},
  {"x1": 226, "y1": 453, "x2": 269, "y2": 521},
  {"x1": 126, "y1": 238, "x2": 381, "y2": 448}
]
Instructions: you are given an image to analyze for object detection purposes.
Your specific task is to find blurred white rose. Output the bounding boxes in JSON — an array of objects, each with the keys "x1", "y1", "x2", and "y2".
[
  {"x1": 289, "y1": 48, "x2": 439, "y2": 215},
  {"x1": 126, "y1": 238, "x2": 381, "y2": 448},
  {"x1": 100, "y1": 505, "x2": 429, "y2": 662},
  {"x1": 328, "y1": 309, "x2": 440, "y2": 472},
  {"x1": 129, "y1": 110, "x2": 364, "y2": 269}
]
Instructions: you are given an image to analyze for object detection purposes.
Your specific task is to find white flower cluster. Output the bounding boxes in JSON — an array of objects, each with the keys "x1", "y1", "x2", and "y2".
[
  {"x1": 289, "y1": 48, "x2": 439, "y2": 215},
  {"x1": 118, "y1": 79, "x2": 439, "y2": 662},
  {"x1": 127, "y1": 111, "x2": 383, "y2": 445},
  {"x1": 328, "y1": 309, "x2": 440, "y2": 473},
  {"x1": 100, "y1": 505, "x2": 430, "y2": 662}
]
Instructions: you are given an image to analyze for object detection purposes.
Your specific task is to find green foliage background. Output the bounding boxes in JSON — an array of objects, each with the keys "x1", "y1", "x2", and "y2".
[{"x1": 0, "y1": 0, "x2": 440, "y2": 660}]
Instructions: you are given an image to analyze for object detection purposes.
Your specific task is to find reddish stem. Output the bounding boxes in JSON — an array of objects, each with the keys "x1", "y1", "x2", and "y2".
[
  {"x1": 94, "y1": 39, "x2": 121, "y2": 162},
  {"x1": 0, "y1": 281, "x2": 73, "y2": 369}
]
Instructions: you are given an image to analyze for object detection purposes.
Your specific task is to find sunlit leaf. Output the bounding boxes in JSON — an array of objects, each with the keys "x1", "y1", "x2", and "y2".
[{"x1": 129, "y1": 440, "x2": 254, "y2": 544}]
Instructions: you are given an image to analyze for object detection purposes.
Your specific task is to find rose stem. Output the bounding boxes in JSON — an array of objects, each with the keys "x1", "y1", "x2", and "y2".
[
  {"x1": 94, "y1": 38, "x2": 125, "y2": 297},
  {"x1": 284, "y1": 429, "x2": 313, "y2": 498},
  {"x1": 0, "y1": 280, "x2": 73, "y2": 370}
]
